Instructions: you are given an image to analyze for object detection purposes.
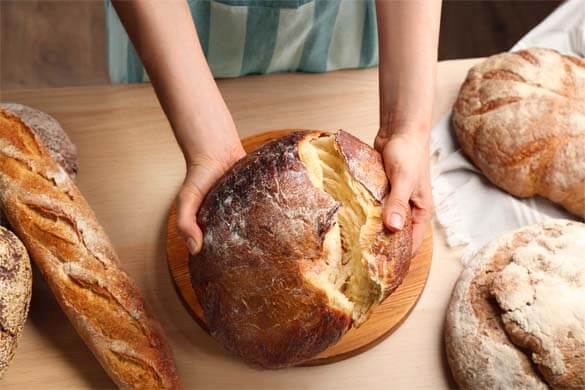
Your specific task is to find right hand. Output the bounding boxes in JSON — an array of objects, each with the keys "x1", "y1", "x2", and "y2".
[{"x1": 176, "y1": 142, "x2": 245, "y2": 255}]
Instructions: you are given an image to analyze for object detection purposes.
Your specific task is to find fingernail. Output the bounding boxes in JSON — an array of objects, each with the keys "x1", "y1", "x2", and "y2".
[
  {"x1": 389, "y1": 213, "x2": 404, "y2": 230},
  {"x1": 187, "y1": 237, "x2": 199, "y2": 255}
]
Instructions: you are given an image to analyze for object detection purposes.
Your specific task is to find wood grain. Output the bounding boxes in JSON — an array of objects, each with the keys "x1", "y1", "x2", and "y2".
[
  {"x1": 166, "y1": 129, "x2": 433, "y2": 366},
  {"x1": 0, "y1": 60, "x2": 481, "y2": 389}
]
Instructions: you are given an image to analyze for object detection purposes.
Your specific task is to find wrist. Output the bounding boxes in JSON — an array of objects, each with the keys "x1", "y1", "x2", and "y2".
[
  {"x1": 375, "y1": 119, "x2": 430, "y2": 153},
  {"x1": 378, "y1": 112, "x2": 431, "y2": 138},
  {"x1": 174, "y1": 104, "x2": 240, "y2": 159}
]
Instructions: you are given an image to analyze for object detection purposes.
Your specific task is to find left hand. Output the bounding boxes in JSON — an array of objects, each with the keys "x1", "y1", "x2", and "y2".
[{"x1": 374, "y1": 129, "x2": 434, "y2": 255}]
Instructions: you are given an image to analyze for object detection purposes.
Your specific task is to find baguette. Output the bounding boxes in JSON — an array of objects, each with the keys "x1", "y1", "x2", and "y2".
[{"x1": 0, "y1": 109, "x2": 180, "y2": 389}]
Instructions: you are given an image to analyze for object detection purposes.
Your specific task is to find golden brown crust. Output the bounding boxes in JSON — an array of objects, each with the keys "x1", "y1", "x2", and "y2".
[
  {"x1": 335, "y1": 131, "x2": 389, "y2": 202},
  {"x1": 0, "y1": 226, "x2": 32, "y2": 378},
  {"x1": 191, "y1": 130, "x2": 412, "y2": 368},
  {"x1": 0, "y1": 109, "x2": 180, "y2": 389},
  {"x1": 452, "y1": 48, "x2": 585, "y2": 217},
  {"x1": 0, "y1": 103, "x2": 78, "y2": 228},
  {"x1": 335, "y1": 131, "x2": 412, "y2": 300},
  {"x1": 0, "y1": 103, "x2": 77, "y2": 179}
]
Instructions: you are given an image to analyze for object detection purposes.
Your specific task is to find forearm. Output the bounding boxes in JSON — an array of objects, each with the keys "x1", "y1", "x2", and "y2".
[
  {"x1": 112, "y1": 0, "x2": 239, "y2": 162},
  {"x1": 376, "y1": 0, "x2": 442, "y2": 138}
]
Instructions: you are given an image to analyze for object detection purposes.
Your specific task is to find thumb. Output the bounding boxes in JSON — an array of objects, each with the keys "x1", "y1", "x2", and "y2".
[
  {"x1": 176, "y1": 164, "x2": 223, "y2": 255},
  {"x1": 383, "y1": 175, "x2": 413, "y2": 232}
]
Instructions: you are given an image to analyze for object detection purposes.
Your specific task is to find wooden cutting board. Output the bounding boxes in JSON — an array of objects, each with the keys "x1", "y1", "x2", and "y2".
[{"x1": 166, "y1": 130, "x2": 433, "y2": 365}]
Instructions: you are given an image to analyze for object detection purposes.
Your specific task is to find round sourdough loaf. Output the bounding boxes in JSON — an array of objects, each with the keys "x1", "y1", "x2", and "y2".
[
  {"x1": 0, "y1": 104, "x2": 78, "y2": 227},
  {"x1": 452, "y1": 48, "x2": 585, "y2": 217},
  {"x1": 190, "y1": 130, "x2": 413, "y2": 368},
  {"x1": 0, "y1": 226, "x2": 32, "y2": 377},
  {"x1": 445, "y1": 219, "x2": 585, "y2": 389}
]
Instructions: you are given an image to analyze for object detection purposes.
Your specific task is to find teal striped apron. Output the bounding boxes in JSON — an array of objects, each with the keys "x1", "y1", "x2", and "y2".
[{"x1": 106, "y1": 0, "x2": 378, "y2": 82}]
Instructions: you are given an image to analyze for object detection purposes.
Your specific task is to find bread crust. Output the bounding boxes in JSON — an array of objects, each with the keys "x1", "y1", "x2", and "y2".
[
  {"x1": 0, "y1": 103, "x2": 78, "y2": 228},
  {"x1": 0, "y1": 103, "x2": 77, "y2": 178},
  {"x1": 0, "y1": 226, "x2": 32, "y2": 378},
  {"x1": 334, "y1": 131, "x2": 412, "y2": 299},
  {"x1": 452, "y1": 48, "x2": 585, "y2": 217},
  {"x1": 0, "y1": 109, "x2": 180, "y2": 389},
  {"x1": 445, "y1": 219, "x2": 585, "y2": 389},
  {"x1": 191, "y1": 130, "x2": 412, "y2": 368}
]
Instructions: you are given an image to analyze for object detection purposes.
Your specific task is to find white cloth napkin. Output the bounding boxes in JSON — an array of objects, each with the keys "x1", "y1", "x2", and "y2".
[{"x1": 431, "y1": 0, "x2": 585, "y2": 263}]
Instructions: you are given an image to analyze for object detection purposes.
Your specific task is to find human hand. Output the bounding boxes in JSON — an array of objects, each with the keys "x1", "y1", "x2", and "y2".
[
  {"x1": 374, "y1": 129, "x2": 434, "y2": 255},
  {"x1": 176, "y1": 140, "x2": 246, "y2": 255}
]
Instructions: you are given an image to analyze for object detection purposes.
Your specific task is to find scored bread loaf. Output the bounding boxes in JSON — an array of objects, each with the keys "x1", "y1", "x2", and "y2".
[
  {"x1": 0, "y1": 103, "x2": 77, "y2": 179},
  {"x1": 0, "y1": 226, "x2": 32, "y2": 378},
  {"x1": 452, "y1": 48, "x2": 585, "y2": 216},
  {"x1": 445, "y1": 219, "x2": 585, "y2": 389},
  {"x1": 191, "y1": 130, "x2": 413, "y2": 368},
  {"x1": 0, "y1": 109, "x2": 180, "y2": 388},
  {"x1": 0, "y1": 103, "x2": 78, "y2": 227}
]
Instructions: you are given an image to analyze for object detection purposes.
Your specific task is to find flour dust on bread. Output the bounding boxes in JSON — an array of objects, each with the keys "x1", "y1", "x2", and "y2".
[
  {"x1": 0, "y1": 109, "x2": 180, "y2": 388},
  {"x1": 191, "y1": 130, "x2": 413, "y2": 368},
  {"x1": 0, "y1": 227, "x2": 32, "y2": 378},
  {"x1": 0, "y1": 103, "x2": 78, "y2": 228},
  {"x1": 445, "y1": 219, "x2": 585, "y2": 389},
  {"x1": 0, "y1": 103, "x2": 77, "y2": 178},
  {"x1": 452, "y1": 48, "x2": 585, "y2": 217}
]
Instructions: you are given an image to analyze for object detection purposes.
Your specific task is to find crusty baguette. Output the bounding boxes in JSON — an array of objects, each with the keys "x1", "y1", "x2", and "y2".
[
  {"x1": 0, "y1": 103, "x2": 78, "y2": 228},
  {"x1": 0, "y1": 109, "x2": 180, "y2": 389},
  {"x1": 0, "y1": 103, "x2": 78, "y2": 179}
]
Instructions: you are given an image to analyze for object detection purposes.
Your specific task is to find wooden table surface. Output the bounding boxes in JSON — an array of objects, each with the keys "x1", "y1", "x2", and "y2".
[{"x1": 1, "y1": 58, "x2": 481, "y2": 389}]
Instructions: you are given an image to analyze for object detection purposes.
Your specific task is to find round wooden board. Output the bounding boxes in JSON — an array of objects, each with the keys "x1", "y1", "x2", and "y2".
[{"x1": 166, "y1": 130, "x2": 433, "y2": 366}]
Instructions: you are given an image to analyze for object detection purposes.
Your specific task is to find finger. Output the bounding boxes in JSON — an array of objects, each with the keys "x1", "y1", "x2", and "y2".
[
  {"x1": 383, "y1": 173, "x2": 414, "y2": 232},
  {"x1": 410, "y1": 207, "x2": 432, "y2": 255},
  {"x1": 176, "y1": 181, "x2": 205, "y2": 255},
  {"x1": 176, "y1": 163, "x2": 225, "y2": 255},
  {"x1": 374, "y1": 133, "x2": 390, "y2": 154},
  {"x1": 410, "y1": 183, "x2": 434, "y2": 254}
]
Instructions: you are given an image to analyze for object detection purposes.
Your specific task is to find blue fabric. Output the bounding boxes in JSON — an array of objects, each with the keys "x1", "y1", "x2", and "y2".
[
  {"x1": 241, "y1": 6, "x2": 280, "y2": 74},
  {"x1": 105, "y1": 0, "x2": 378, "y2": 82},
  {"x1": 359, "y1": 0, "x2": 378, "y2": 68},
  {"x1": 297, "y1": 0, "x2": 340, "y2": 73}
]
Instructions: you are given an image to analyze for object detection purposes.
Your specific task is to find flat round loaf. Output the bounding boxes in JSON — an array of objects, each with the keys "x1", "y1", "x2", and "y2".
[
  {"x1": 452, "y1": 48, "x2": 585, "y2": 217},
  {"x1": 0, "y1": 226, "x2": 32, "y2": 377},
  {"x1": 445, "y1": 219, "x2": 585, "y2": 389},
  {"x1": 190, "y1": 130, "x2": 413, "y2": 368}
]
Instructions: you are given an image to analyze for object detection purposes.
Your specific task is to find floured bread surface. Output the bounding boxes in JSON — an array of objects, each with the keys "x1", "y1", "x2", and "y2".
[
  {"x1": 0, "y1": 226, "x2": 32, "y2": 377},
  {"x1": 191, "y1": 130, "x2": 412, "y2": 368},
  {"x1": 445, "y1": 219, "x2": 585, "y2": 389},
  {"x1": 452, "y1": 48, "x2": 585, "y2": 216},
  {"x1": 0, "y1": 103, "x2": 77, "y2": 179},
  {"x1": 0, "y1": 104, "x2": 78, "y2": 228}
]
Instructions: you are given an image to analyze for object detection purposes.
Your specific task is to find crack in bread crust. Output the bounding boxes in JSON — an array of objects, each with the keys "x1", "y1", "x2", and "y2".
[
  {"x1": 191, "y1": 130, "x2": 412, "y2": 368},
  {"x1": 446, "y1": 219, "x2": 585, "y2": 389}
]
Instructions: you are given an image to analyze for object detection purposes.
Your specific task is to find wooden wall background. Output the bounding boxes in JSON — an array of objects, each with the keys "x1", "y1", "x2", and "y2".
[{"x1": 1, "y1": 0, "x2": 560, "y2": 90}]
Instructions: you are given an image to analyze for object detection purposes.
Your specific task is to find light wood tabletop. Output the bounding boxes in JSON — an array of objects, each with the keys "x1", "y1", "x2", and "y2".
[{"x1": 1, "y1": 58, "x2": 481, "y2": 389}]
